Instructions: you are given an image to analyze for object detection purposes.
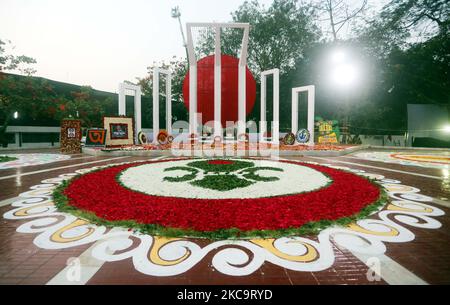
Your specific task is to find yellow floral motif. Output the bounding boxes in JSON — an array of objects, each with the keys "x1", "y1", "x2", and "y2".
[
  {"x1": 387, "y1": 203, "x2": 433, "y2": 214},
  {"x1": 50, "y1": 219, "x2": 96, "y2": 243},
  {"x1": 149, "y1": 237, "x2": 191, "y2": 266},
  {"x1": 347, "y1": 223, "x2": 400, "y2": 237},
  {"x1": 13, "y1": 202, "x2": 54, "y2": 217},
  {"x1": 251, "y1": 239, "x2": 318, "y2": 263}
]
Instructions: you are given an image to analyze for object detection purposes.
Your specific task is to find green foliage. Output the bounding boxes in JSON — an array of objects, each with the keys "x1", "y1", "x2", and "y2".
[
  {"x1": 161, "y1": 160, "x2": 283, "y2": 191},
  {"x1": 0, "y1": 155, "x2": 17, "y2": 163},
  {"x1": 0, "y1": 39, "x2": 36, "y2": 75},
  {"x1": 2, "y1": 0, "x2": 448, "y2": 138},
  {"x1": 53, "y1": 86, "x2": 113, "y2": 128},
  {"x1": 345, "y1": 0, "x2": 450, "y2": 133},
  {"x1": 0, "y1": 39, "x2": 116, "y2": 139},
  {"x1": 0, "y1": 73, "x2": 115, "y2": 145},
  {"x1": 190, "y1": 174, "x2": 254, "y2": 191},
  {"x1": 357, "y1": 0, "x2": 449, "y2": 56},
  {"x1": 136, "y1": 57, "x2": 189, "y2": 124},
  {"x1": 163, "y1": 166, "x2": 199, "y2": 182},
  {"x1": 196, "y1": 0, "x2": 320, "y2": 74},
  {"x1": 187, "y1": 159, "x2": 254, "y2": 173}
]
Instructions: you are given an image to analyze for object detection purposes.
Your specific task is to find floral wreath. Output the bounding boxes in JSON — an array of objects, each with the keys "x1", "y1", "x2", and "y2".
[
  {"x1": 157, "y1": 130, "x2": 169, "y2": 145},
  {"x1": 283, "y1": 132, "x2": 296, "y2": 145},
  {"x1": 138, "y1": 131, "x2": 147, "y2": 145}
]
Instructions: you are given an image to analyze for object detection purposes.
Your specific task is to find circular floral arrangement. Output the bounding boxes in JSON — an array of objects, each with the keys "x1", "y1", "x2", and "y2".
[
  {"x1": 283, "y1": 132, "x2": 296, "y2": 145},
  {"x1": 157, "y1": 130, "x2": 169, "y2": 145},
  {"x1": 138, "y1": 131, "x2": 147, "y2": 144},
  {"x1": 296, "y1": 129, "x2": 310, "y2": 143},
  {"x1": 54, "y1": 158, "x2": 384, "y2": 239}
]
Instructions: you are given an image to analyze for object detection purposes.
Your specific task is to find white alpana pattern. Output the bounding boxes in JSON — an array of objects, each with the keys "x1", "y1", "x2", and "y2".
[{"x1": 3, "y1": 159, "x2": 444, "y2": 277}]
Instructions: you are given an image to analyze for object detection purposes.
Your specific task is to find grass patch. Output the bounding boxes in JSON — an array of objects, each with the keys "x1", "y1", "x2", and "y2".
[{"x1": 0, "y1": 156, "x2": 17, "y2": 163}]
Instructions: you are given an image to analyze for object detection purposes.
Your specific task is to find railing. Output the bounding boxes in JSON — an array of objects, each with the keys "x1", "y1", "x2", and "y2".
[{"x1": 1, "y1": 126, "x2": 60, "y2": 149}]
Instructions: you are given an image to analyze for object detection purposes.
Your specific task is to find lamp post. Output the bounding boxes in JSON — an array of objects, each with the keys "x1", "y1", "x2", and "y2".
[{"x1": 171, "y1": 6, "x2": 188, "y2": 61}]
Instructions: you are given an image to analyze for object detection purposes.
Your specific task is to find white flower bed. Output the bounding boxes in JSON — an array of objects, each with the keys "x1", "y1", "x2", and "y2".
[
  {"x1": 0, "y1": 153, "x2": 71, "y2": 169},
  {"x1": 353, "y1": 151, "x2": 449, "y2": 169},
  {"x1": 119, "y1": 158, "x2": 331, "y2": 199}
]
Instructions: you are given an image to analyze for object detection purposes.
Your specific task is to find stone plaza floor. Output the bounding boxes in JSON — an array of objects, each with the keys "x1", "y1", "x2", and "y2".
[{"x1": 0, "y1": 148, "x2": 448, "y2": 285}]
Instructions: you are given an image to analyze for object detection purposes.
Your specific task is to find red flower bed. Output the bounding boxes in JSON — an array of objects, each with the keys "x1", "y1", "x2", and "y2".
[
  {"x1": 62, "y1": 159, "x2": 380, "y2": 232},
  {"x1": 207, "y1": 160, "x2": 234, "y2": 165}
]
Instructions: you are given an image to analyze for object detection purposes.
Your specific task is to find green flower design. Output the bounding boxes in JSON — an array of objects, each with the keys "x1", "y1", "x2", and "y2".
[{"x1": 163, "y1": 159, "x2": 284, "y2": 191}]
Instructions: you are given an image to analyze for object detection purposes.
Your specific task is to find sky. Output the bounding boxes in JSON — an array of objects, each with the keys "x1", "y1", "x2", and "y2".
[
  {"x1": 0, "y1": 0, "x2": 274, "y2": 92},
  {"x1": 0, "y1": 0, "x2": 385, "y2": 93}
]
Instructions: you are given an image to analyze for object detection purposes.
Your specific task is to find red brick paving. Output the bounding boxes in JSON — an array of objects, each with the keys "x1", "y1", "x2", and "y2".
[{"x1": 0, "y1": 149, "x2": 448, "y2": 285}]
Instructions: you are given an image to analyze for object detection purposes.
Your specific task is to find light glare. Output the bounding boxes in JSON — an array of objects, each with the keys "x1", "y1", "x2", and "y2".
[
  {"x1": 330, "y1": 50, "x2": 346, "y2": 63},
  {"x1": 330, "y1": 63, "x2": 358, "y2": 87}
]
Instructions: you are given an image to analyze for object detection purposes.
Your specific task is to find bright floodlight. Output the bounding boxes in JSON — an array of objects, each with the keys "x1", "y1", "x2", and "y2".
[
  {"x1": 13, "y1": 111, "x2": 18, "y2": 119},
  {"x1": 330, "y1": 49, "x2": 346, "y2": 63},
  {"x1": 330, "y1": 63, "x2": 358, "y2": 87},
  {"x1": 443, "y1": 125, "x2": 450, "y2": 133}
]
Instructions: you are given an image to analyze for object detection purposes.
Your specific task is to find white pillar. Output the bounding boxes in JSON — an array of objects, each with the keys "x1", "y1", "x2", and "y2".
[
  {"x1": 152, "y1": 69, "x2": 172, "y2": 141},
  {"x1": 166, "y1": 73, "x2": 172, "y2": 135},
  {"x1": 237, "y1": 66, "x2": 246, "y2": 138},
  {"x1": 186, "y1": 23, "x2": 249, "y2": 140},
  {"x1": 118, "y1": 83, "x2": 126, "y2": 115},
  {"x1": 272, "y1": 69, "x2": 279, "y2": 145},
  {"x1": 292, "y1": 89, "x2": 298, "y2": 134},
  {"x1": 260, "y1": 76, "x2": 267, "y2": 142},
  {"x1": 189, "y1": 65, "x2": 198, "y2": 136},
  {"x1": 237, "y1": 27, "x2": 249, "y2": 140},
  {"x1": 260, "y1": 69, "x2": 279, "y2": 144},
  {"x1": 135, "y1": 87, "x2": 142, "y2": 143},
  {"x1": 214, "y1": 26, "x2": 222, "y2": 138},
  {"x1": 307, "y1": 86, "x2": 315, "y2": 146},
  {"x1": 291, "y1": 85, "x2": 315, "y2": 146},
  {"x1": 118, "y1": 82, "x2": 142, "y2": 143},
  {"x1": 153, "y1": 68, "x2": 160, "y2": 143},
  {"x1": 186, "y1": 24, "x2": 198, "y2": 137}
]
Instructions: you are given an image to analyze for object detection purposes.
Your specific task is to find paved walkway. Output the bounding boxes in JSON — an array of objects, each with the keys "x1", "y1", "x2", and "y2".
[{"x1": 0, "y1": 149, "x2": 448, "y2": 285}]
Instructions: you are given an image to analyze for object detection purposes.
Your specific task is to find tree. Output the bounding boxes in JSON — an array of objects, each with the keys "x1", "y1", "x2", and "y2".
[
  {"x1": 0, "y1": 75, "x2": 57, "y2": 146},
  {"x1": 0, "y1": 38, "x2": 38, "y2": 146},
  {"x1": 54, "y1": 86, "x2": 113, "y2": 128},
  {"x1": 195, "y1": 0, "x2": 320, "y2": 74},
  {"x1": 316, "y1": 0, "x2": 368, "y2": 41},
  {"x1": 351, "y1": 0, "x2": 450, "y2": 134},
  {"x1": 0, "y1": 39, "x2": 36, "y2": 75},
  {"x1": 378, "y1": 0, "x2": 449, "y2": 37},
  {"x1": 0, "y1": 73, "x2": 114, "y2": 146},
  {"x1": 357, "y1": 0, "x2": 449, "y2": 58},
  {"x1": 136, "y1": 57, "x2": 189, "y2": 126}
]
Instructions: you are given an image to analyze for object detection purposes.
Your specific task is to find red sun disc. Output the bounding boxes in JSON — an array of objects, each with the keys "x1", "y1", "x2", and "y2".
[{"x1": 182, "y1": 54, "x2": 257, "y2": 126}]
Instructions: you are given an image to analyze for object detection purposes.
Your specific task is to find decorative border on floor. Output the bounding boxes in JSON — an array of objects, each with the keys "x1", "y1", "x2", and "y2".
[{"x1": 2, "y1": 160, "x2": 444, "y2": 277}]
